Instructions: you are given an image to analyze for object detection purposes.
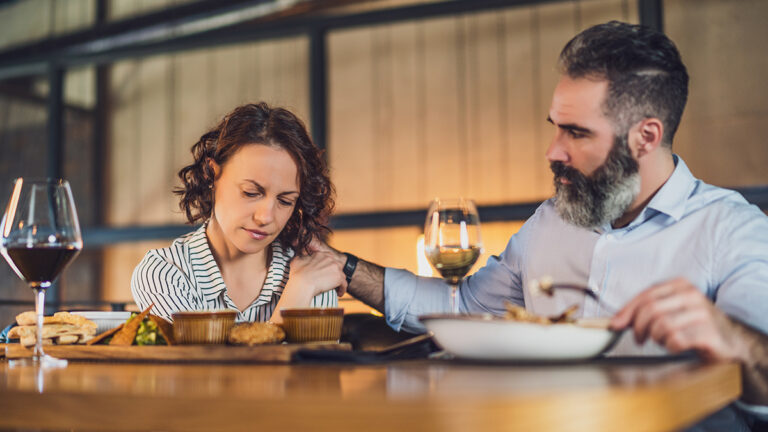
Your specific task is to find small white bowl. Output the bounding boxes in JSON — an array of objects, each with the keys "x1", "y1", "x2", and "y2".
[{"x1": 71, "y1": 311, "x2": 132, "y2": 334}]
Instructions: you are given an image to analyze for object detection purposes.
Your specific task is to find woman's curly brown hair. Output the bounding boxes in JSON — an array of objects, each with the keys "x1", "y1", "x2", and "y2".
[{"x1": 175, "y1": 102, "x2": 335, "y2": 255}]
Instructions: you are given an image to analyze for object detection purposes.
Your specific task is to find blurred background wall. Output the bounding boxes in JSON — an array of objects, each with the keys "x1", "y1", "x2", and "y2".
[{"x1": 0, "y1": 0, "x2": 766, "y2": 324}]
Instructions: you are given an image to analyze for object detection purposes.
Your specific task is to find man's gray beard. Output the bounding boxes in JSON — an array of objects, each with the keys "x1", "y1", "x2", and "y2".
[{"x1": 552, "y1": 136, "x2": 641, "y2": 229}]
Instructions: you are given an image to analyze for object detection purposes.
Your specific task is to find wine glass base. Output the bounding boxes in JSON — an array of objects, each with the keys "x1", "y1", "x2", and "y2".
[{"x1": 8, "y1": 354, "x2": 68, "y2": 369}]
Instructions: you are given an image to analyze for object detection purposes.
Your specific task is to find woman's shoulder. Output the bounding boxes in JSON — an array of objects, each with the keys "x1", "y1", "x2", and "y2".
[
  {"x1": 138, "y1": 226, "x2": 205, "y2": 268},
  {"x1": 271, "y1": 241, "x2": 295, "y2": 264}
]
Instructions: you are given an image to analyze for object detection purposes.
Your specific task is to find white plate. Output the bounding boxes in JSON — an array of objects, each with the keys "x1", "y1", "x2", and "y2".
[
  {"x1": 419, "y1": 314, "x2": 620, "y2": 361},
  {"x1": 71, "y1": 311, "x2": 131, "y2": 334}
]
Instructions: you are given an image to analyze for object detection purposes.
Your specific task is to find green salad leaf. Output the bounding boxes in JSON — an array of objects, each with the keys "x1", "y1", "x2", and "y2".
[{"x1": 128, "y1": 313, "x2": 167, "y2": 346}]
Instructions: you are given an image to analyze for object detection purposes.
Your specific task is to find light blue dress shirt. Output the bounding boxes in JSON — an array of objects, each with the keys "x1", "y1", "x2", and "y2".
[
  {"x1": 384, "y1": 155, "x2": 768, "y2": 428},
  {"x1": 386, "y1": 156, "x2": 768, "y2": 341}
]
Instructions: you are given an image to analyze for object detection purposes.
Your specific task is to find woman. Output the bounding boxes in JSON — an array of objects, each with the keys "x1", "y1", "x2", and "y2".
[{"x1": 131, "y1": 103, "x2": 345, "y2": 324}]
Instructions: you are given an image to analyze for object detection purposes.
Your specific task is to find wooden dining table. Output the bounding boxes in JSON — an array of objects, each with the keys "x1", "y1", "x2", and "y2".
[{"x1": 0, "y1": 353, "x2": 741, "y2": 432}]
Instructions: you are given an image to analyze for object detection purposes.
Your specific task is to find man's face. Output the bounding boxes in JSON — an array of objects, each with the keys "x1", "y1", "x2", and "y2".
[{"x1": 546, "y1": 75, "x2": 640, "y2": 228}]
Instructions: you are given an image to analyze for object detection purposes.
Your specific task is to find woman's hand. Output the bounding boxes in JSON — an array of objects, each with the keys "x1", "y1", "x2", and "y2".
[{"x1": 271, "y1": 250, "x2": 346, "y2": 324}]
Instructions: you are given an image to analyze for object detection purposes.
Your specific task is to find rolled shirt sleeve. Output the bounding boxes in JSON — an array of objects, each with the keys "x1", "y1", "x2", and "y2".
[
  {"x1": 385, "y1": 212, "x2": 535, "y2": 333},
  {"x1": 385, "y1": 268, "x2": 449, "y2": 332}
]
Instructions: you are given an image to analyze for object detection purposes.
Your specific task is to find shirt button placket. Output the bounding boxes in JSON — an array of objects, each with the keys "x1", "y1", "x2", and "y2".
[{"x1": 585, "y1": 233, "x2": 612, "y2": 317}]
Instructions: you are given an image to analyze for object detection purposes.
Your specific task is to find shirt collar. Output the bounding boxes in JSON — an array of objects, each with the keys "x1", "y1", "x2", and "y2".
[
  {"x1": 642, "y1": 154, "x2": 696, "y2": 222},
  {"x1": 187, "y1": 224, "x2": 226, "y2": 303},
  {"x1": 188, "y1": 224, "x2": 295, "y2": 306}
]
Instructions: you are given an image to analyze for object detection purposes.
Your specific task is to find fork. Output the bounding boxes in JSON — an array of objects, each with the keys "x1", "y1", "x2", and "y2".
[{"x1": 531, "y1": 278, "x2": 620, "y2": 315}]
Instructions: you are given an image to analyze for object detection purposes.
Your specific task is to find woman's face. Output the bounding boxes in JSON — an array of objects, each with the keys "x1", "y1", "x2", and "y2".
[{"x1": 211, "y1": 144, "x2": 299, "y2": 256}]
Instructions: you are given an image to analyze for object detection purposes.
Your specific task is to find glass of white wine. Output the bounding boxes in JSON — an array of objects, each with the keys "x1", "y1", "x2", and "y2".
[{"x1": 424, "y1": 198, "x2": 483, "y2": 314}]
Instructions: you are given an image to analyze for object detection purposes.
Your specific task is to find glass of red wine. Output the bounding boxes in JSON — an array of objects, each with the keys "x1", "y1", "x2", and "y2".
[{"x1": 0, "y1": 178, "x2": 82, "y2": 368}]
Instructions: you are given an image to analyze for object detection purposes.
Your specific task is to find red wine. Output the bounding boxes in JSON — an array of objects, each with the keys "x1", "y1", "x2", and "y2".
[{"x1": 5, "y1": 246, "x2": 80, "y2": 285}]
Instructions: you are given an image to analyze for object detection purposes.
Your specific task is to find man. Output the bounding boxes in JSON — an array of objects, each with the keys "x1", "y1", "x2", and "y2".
[{"x1": 323, "y1": 21, "x2": 768, "y2": 428}]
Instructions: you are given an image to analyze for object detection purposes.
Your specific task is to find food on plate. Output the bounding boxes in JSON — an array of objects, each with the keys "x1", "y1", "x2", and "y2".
[
  {"x1": 133, "y1": 315, "x2": 174, "y2": 345},
  {"x1": 86, "y1": 304, "x2": 173, "y2": 346},
  {"x1": 532, "y1": 275, "x2": 556, "y2": 296},
  {"x1": 228, "y1": 322, "x2": 285, "y2": 345},
  {"x1": 8, "y1": 311, "x2": 97, "y2": 347},
  {"x1": 86, "y1": 323, "x2": 124, "y2": 345},
  {"x1": 109, "y1": 304, "x2": 153, "y2": 346},
  {"x1": 89, "y1": 314, "x2": 173, "y2": 346},
  {"x1": 504, "y1": 302, "x2": 579, "y2": 324},
  {"x1": 15, "y1": 311, "x2": 96, "y2": 328},
  {"x1": 149, "y1": 315, "x2": 175, "y2": 345}
]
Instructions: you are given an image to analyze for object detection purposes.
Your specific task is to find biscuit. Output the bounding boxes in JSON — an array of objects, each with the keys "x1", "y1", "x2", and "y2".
[{"x1": 228, "y1": 322, "x2": 285, "y2": 345}]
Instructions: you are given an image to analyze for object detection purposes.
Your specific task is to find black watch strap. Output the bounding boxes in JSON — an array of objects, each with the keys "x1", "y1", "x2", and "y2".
[{"x1": 343, "y1": 253, "x2": 358, "y2": 284}]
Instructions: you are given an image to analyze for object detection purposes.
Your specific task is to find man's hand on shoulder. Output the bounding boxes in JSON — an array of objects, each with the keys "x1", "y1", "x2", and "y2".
[
  {"x1": 307, "y1": 237, "x2": 349, "y2": 297},
  {"x1": 308, "y1": 237, "x2": 386, "y2": 313}
]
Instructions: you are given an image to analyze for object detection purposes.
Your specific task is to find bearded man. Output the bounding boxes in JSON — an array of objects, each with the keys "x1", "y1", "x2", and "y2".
[{"x1": 320, "y1": 21, "x2": 768, "y2": 429}]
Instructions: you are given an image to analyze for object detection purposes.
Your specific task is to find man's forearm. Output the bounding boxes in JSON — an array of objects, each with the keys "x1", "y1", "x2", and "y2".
[
  {"x1": 733, "y1": 320, "x2": 768, "y2": 405},
  {"x1": 347, "y1": 259, "x2": 386, "y2": 313}
]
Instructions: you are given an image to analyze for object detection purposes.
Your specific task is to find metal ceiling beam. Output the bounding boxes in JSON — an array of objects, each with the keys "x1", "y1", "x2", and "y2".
[
  {"x1": 46, "y1": 65, "x2": 65, "y2": 312},
  {"x1": 309, "y1": 28, "x2": 328, "y2": 153},
  {"x1": 0, "y1": 0, "x2": 311, "y2": 79},
  {"x1": 0, "y1": 0, "x2": 564, "y2": 80},
  {"x1": 0, "y1": 84, "x2": 92, "y2": 115},
  {"x1": 79, "y1": 185, "x2": 768, "y2": 246},
  {"x1": 638, "y1": 0, "x2": 664, "y2": 32},
  {"x1": 46, "y1": 66, "x2": 64, "y2": 181}
]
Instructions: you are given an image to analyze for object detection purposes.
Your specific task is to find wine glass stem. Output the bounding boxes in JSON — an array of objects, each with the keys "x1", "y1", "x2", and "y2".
[
  {"x1": 450, "y1": 283, "x2": 459, "y2": 314},
  {"x1": 33, "y1": 286, "x2": 46, "y2": 359}
]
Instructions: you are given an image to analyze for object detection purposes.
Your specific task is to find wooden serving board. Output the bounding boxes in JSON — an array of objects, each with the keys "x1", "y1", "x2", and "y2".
[{"x1": 3, "y1": 342, "x2": 351, "y2": 363}]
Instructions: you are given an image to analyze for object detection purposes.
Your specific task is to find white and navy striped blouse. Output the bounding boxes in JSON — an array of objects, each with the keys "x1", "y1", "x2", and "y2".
[{"x1": 130, "y1": 224, "x2": 337, "y2": 323}]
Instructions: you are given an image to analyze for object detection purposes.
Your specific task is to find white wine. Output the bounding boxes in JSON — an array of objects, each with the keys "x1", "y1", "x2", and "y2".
[{"x1": 426, "y1": 245, "x2": 481, "y2": 284}]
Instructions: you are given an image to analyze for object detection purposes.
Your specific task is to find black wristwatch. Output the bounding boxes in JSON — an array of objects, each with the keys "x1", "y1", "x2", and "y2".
[{"x1": 343, "y1": 253, "x2": 358, "y2": 284}]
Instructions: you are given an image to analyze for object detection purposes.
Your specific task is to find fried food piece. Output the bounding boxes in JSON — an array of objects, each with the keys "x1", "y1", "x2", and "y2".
[
  {"x1": 10, "y1": 323, "x2": 81, "y2": 339},
  {"x1": 551, "y1": 304, "x2": 579, "y2": 323},
  {"x1": 15, "y1": 311, "x2": 97, "y2": 331},
  {"x1": 109, "y1": 304, "x2": 153, "y2": 346},
  {"x1": 504, "y1": 303, "x2": 551, "y2": 324},
  {"x1": 149, "y1": 315, "x2": 175, "y2": 345},
  {"x1": 56, "y1": 334, "x2": 80, "y2": 345},
  {"x1": 87, "y1": 323, "x2": 124, "y2": 345},
  {"x1": 19, "y1": 336, "x2": 54, "y2": 347},
  {"x1": 503, "y1": 302, "x2": 579, "y2": 324},
  {"x1": 228, "y1": 322, "x2": 285, "y2": 346},
  {"x1": 9, "y1": 322, "x2": 97, "y2": 347},
  {"x1": 54, "y1": 312, "x2": 98, "y2": 331},
  {"x1": 10, "y1": 312, "x2": 97, "y2": 346},
  {"x1": 16, "y1": 311, "x2": 51, "y2": 326}
]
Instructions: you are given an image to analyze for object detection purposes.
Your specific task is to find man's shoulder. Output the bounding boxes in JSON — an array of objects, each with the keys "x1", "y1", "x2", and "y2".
[
  {"x1": 530, "y1": 198, "x2": 557, "y2": 219},
  {"x1": 689, "y1": 181, "x2": 755, "y2": 210},
  {"x1": 528, "y1": 198, "x2": 580, "y2": 228},
  {"x1": 686, "y1": 180, "x2": 766, "y2": 225},
  {"x1": 515, "y1": 198, "x2": 593, "y2": 241}
]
